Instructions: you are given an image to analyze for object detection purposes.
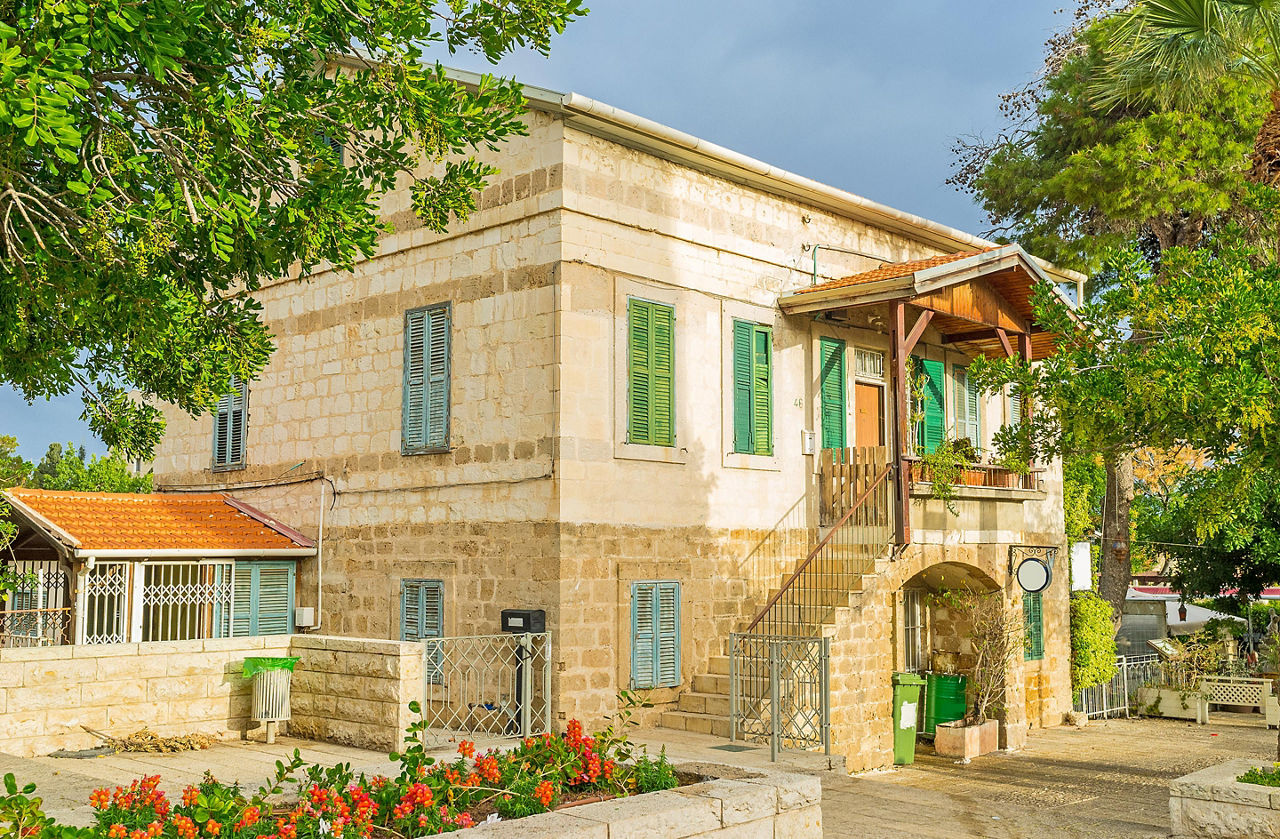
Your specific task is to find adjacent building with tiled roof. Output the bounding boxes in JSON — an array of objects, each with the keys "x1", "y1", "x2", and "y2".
[{"x1": 139, "y1": 69, "x2": 1077, "y2": 771}]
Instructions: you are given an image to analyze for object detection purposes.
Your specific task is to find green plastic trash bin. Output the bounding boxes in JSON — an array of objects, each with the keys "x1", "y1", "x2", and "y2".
[
  {"x1": 923, "y1": 672, "x2": 967, "y2": 737},
  {"x1": 891, "y1": 672, "x2": 925, "y2": 765}
]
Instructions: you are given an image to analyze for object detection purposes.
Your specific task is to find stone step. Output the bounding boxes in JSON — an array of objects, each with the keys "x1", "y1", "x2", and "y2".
[
  {"x1": 659, "y1": 710, "x2": 732, "y2": 739},
  {"x1": 706, "y1": 654, "x2": 730, "y2": 675},
  {"x1": 677, "y1": 691, "x2": 731, "y2": 716},
  {"x1": 692, "y1": 672, "x2": 730, "y2": 694}
]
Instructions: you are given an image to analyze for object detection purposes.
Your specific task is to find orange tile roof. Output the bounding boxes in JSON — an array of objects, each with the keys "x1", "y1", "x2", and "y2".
[
  {"x1": 806, "y1": 247, "x2": 998, "y2": 294},
  {"x1": 2, "y1": 488, "x2": 314, "y2": 552}
]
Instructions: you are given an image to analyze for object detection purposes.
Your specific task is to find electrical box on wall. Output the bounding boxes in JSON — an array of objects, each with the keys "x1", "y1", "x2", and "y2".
[
  {"x1": 295, "y1": 606, "x2": 315, "y2": 628},
  {"x1": 800, "y1": 429, "x2": 817, "y2": 456},
  {"x1": 501, "y1": 609, "x2": 546, "y2": 633}
]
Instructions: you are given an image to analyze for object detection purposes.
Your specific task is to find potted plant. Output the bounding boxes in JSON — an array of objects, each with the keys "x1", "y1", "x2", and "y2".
[
  {"x1": 931, "y1": 588, "x2": 1021, "y2": 763},
  {"x1": 919, "y1": 438, "x2": 976, "y2": 514}
]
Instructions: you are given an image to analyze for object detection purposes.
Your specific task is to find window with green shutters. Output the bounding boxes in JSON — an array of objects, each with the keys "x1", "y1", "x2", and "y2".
[
  {"x1": 911, "y1": 357, "x2": 945, "y2": 455},
  {"x1": 231, "y1": 561, "x2": 295, "y2": 637},
  {"x1": 627, "y1": 298, "x2": 676, "y2": 446},
  {"x1": 212, "y1": 377, "x2": 248, "y2": 470},
  {"x1": 1009, "y1": 386, "x2": 1022, "y2": 427},
  {"x1": 732, "y1": 320, "x2": 773, "y2": 456},
  {"x1": 953, "y1": 365, "x2": 981, "y2": 448},
  {"x1": 403, "y1": 303, "x2": 451, "y2": 454},
  {"x1": 631, "y1": 581, "x2": 680, "y2": 689},
  {"x1": 1023, "y1": 591, "x2": 1044, "y2": 661},
  {"x1": 819, "y1": 337, "x2": 846, "y2": 450},
  {"x1": 401, "y1": 579, "x2": 444, "y2": 683}
]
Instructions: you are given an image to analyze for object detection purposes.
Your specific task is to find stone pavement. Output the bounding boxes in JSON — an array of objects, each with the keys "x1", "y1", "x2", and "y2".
[
  {"x1": 641, "y1": 713, "x2": 1274, "y2": 838},
  {"x1": 1, "y1": 715, "x2": 1271, "y2": 837}
]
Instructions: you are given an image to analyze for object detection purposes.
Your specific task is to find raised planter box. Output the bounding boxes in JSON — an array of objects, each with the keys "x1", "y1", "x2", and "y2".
[
  {"x1": 933, "y1": 719, "x2": 999, "y2": 762},
  {"x1": 1171, "y1": 759, "x2": 1280, "y2": 839},
  {"x1": 1137, "y1": 686, "x2": 1209, "y2": 724},
  {"x1": 459, "y1": 766, "x2": 822, "y2": 838}
]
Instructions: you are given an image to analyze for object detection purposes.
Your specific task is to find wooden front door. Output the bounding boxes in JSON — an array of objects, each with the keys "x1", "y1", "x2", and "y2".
[{"x1": 854, "y1": 382, "x2": 885, "y2": 446}]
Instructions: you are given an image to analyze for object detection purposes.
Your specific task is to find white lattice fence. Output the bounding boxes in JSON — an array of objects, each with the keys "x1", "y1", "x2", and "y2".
[{"x1": 1203, "y1": 676, "x2": 1272, "y2": 711}]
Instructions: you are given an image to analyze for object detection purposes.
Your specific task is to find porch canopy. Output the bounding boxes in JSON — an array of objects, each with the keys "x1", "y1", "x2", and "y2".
[
  {"x1": 779, "y1": 244, "x2": 1078, "y2": 544},
  {"x1": 778, "y1": 243, "x2": 1074, "y2": 362}
]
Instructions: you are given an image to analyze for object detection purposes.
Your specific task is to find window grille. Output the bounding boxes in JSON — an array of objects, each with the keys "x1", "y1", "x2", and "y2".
[
  {"x1": 854, "y1": 348, "x2": 885, "y2": 380},
  {"x1": 141, "y1": 562, "x2": 233, "y2": 642},
  {"x1": 902, "y1": 589, "x2": 925, "y2": 673},
  {"x1": 84, "y1": 562, "x2": 130, "y2": 645}
]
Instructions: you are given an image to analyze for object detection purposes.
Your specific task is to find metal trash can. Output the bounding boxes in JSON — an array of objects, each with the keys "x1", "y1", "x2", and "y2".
[
  {"x1": 923, "y1": 672, "x2": 967, "y2": 737},
  {"x1": 244, "y1": 657, "x2": 299, "y2": 744},
  {"x1": 891, "y1": 672, "x2": 925, "y2": 765}
]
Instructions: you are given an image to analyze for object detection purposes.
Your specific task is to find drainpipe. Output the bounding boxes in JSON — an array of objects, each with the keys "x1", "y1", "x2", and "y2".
[
  {"x1": 803, "y1": 243, "x2": 890, "y2": 285},
  {"x1": 312, "y1": 480, "x2": 325, "y2": 631}
]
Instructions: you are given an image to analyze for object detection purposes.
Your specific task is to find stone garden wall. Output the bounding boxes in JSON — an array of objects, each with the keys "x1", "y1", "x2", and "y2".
[{"x1": 0, "y1": 635, "x2": 422, "y2": 757}]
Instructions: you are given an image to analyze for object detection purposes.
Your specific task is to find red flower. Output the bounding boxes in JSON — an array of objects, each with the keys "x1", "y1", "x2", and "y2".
[
  {"x1": 457, "y1": 740, "x2": 475, "y2": 759},
  {"x1": 534, "y1": 780, "x2": 554, "y2": 807},
  {"x1": 108, "y1": 825, "x2": 126, "y2": 839},
  {"x1": 90, "y1": 789, "x2": 111, "y2": 810}
]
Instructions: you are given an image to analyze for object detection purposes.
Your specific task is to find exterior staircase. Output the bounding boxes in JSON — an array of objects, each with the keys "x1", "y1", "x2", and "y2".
[{"x1": 659, "y1": 449, "x2": 896, "y2": 747}]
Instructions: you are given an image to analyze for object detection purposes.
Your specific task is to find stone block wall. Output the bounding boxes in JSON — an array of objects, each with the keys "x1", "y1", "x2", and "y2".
[
  {"x1": 289, "y1": 634, "x2": 422, "y2": 751},
  {"x1": 0, "y1": 637, "x2": 290, "y2": 757}
]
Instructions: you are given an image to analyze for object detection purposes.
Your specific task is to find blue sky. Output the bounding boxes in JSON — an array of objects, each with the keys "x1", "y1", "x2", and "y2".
[{"x1": 0, "y1": 1, "x2": 1063, "y2": 460}]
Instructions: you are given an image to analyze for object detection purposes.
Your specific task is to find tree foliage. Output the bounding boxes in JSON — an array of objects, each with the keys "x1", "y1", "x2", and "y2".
[
  {"x1": 0, "y1": 0, "x2": 586, "y2": 456},
  {"x1": 26, "y1": 442, "x2": 151, "y2": 492},
  {"x1": 1070, "y1": 590, "x2": 1119, "y2": 693}
]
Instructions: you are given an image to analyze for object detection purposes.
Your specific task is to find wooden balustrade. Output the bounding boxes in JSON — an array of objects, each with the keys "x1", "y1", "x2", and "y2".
[{"x1": 818, "y1": 446, "x2": 891, "y2": 527}]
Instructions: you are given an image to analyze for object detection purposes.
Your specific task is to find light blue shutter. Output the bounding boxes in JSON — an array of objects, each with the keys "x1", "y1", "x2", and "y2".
[
  {"x1": 401, "y1": 580, "x2": 444, "y2": 683},
  {"x1": 631, "y1": 581, "x2": 680, "y2": 689},
  {"x1": 631, "y1": 583, "x2": 656, "y2": 689},
  {"x1": 231, "y1": 562, "x2": 295, "y2": 636},
  {"x1": 402, "y1": 305, "x2": 450, "y2": 453},
  {"x1": 954, "y1": 367, "x2": 981, "y2": 447},
  {"x1": 1009, "y1": 387, "x2": 1022, "y2": 427},
  {"x1": 656, "y1": 582, "x2": 681, "y2": 687},
  {"x1": 213, "y1": 378, "x2": 248, "y2": 469}
]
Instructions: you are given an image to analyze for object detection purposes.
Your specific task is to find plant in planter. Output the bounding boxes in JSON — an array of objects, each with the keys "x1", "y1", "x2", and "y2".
[
  {"x1": 930, "y1": 588, "x2": 1022, "y2": 762},
  {"x1": 919, "y1": 438, "x2": 977, "y2": 515}
]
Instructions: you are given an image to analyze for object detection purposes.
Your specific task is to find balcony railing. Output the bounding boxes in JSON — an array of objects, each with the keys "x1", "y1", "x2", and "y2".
[
  {"x1": 904, "y1": 458, "x2": 1039, "y2": 491},
  {"x1": 818, "y1": 446, "x2": 892, "y2": 527}
]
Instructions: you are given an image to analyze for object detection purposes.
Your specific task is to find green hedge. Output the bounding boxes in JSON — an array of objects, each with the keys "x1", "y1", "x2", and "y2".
[{"x1": 1070, "y1": 590, "x2": 1118, "y2": 693}]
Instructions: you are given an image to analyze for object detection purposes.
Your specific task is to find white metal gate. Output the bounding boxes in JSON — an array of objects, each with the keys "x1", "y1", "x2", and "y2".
[
  {"x1": 420, "y1": 633, "x2": 551, "y2": 743},
  {"x1": 82, "y1": 561, "x2": 130, "y2": 645}
]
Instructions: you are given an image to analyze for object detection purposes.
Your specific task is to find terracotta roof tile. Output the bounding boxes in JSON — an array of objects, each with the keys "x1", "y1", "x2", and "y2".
[
  {"x1": 804, "y1": 247, "x2": 998, "y2": 294},
  {"x1": 2, "y1": 488, "x2": 312, "y2": 552}
]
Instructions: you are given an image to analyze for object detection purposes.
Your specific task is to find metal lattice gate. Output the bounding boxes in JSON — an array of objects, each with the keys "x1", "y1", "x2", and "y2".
[
  {"x1": 420, "y1": 633, "x2": 551, "y2": 744},
  {"x1": 729, "y1": 633, "x2": 830, "y2": 761}
]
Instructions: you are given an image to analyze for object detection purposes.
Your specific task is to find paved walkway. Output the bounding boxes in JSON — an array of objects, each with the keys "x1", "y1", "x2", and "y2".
[
  {"x1": 3, "y1": 716, "x2": 1271, "y2": 836},
  {"x1": 643, "y1": 713, "x2": 1274, "y2": 838}
]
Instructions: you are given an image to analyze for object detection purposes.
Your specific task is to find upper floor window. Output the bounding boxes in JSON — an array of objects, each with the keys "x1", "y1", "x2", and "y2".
[
  {"x1": 212, "y1": 377, "x2": 248, "y2": 471},
  {"x1": 403, "y1": 303, "x2": 451, "y2": 454},
  {"x1": 818, "y1": 337, "x2": 847, "y2": 451},
  {"x1": 732, "y1": 320, "x2": 773, "y2": 456},
  {"x1": 626, "y1": 298, "x2": 675, "y2": 447},
  {"x1": 953, "y1": 365, "x2": 981, "y2": 448}
]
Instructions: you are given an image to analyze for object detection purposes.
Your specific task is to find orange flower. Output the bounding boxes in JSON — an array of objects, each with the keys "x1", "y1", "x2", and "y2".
[
  {"x1": 90, "y1": 789, "x2": 111, "y2": 810},
  {"x1": 204, "y1": 820, "x2": 221, "y2": 836},
  {"x1": 182, "y1": 787, "x2": 199, "y2": 808},
  {"x1": 108, "y1": 825, "x2": 127, "y2": 839},
  {"x1": 457, "y1": 740, "x2": 475, "y2": 759}
]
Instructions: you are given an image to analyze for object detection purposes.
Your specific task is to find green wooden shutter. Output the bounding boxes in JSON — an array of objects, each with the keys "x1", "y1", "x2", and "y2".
[
  {"x1": 751, "y1": 326, "x2": 773, "y2": 456},
  {"x1": 213, "y1": 378, "x2": 247, "y2": 469},
  {"x1": 733, "y1": 321, "x2": 772, "y2": 456},
  {"x1": 403, "y1": 304, "x2": 451, "y2": 453},
  {"x1": 1023, "y1": 592, "x2": 1044, "y2": 661},
  {"x1": 627, "y1": 299, "x2": 675, "y2": 447},
  {"x1": 631, "y1": 581, "x2": 680, "y2": 688},
  {"x1": 732, "y1": 321, "x2": 754, "y2": 453},
  {"x1": 1009, "y1": 387, "x2": 1022, "y2": 427},
  {"x1": 819, "y1": 337, "x2": 847, "y2": 450},
  {"x1": 954, "y1": 366, "x2": 981, "y2": 447},
  {"x1": 913, "y1": 357, "x2": 945, "y2": 455},
  {"x1": 231, "y1": 562, "x2": 295, "y2": 637}
]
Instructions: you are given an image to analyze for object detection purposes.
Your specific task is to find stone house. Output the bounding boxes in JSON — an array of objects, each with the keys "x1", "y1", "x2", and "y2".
[{"x1": 149, "y1": 69, "x2": 1077, "y2": 771}]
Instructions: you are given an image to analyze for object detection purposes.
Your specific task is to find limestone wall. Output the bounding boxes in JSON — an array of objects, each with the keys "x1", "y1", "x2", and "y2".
[{"x1": 0, "y1": 637, "x2": 291, "y2": 757}]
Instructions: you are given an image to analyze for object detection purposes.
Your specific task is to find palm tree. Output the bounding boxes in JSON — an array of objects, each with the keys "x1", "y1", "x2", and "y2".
[{"x1": 1096, "y1": 0, "x2": 1280, "y2": 184}]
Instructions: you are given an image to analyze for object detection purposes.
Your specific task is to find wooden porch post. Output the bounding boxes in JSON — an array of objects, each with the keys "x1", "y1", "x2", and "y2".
[
  {"x1": 890, "y1": 301, "x2": 911, "y2": 545},
  {"x1": 1018, "y1": 332, "x2": 1033, "y2": 424}
]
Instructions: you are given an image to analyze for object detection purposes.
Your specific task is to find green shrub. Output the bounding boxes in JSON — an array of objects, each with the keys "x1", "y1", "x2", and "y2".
[
  {"x1": 1070, "y1": 590, "x2": 1118, "y2": 693},
  {"x1": 630, "y1": 748, "x2": 678, "y2": 793},
  {"x1": 1239, "y1": 766, "x2": 1280, "y2": 787}
]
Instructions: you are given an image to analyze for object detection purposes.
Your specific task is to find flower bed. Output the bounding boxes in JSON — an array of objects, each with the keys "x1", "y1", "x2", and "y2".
[
  {"x1": 0, "y1": 706, "x2": 686, "y2": 837},
  {"x1": 1170, "y1": 759, "x2": 1280, "y2": 838}
]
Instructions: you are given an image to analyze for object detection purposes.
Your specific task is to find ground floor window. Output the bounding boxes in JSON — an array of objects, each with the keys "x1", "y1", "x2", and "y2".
[
  {"x1": 902, "y1": 588, "x2": 926, "y2": 673},
  {"x1": 1023, "y1": 592, "x2": 1044, "y2": 661},
  {"x1": 144, "y1": 561, "x2": 233, "y2": 641},
  {"x1": 401, "y1": 579, "x2": 444, "y2": 683},
  {"x1": 631, "y1": 580, "x2": 680, "y2": 689}
]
